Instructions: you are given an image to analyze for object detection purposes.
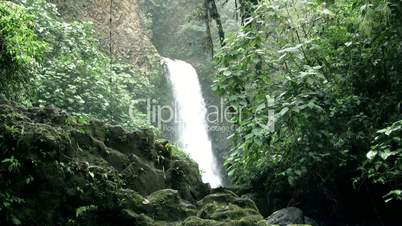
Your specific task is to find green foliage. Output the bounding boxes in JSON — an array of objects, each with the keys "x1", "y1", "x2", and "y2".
[
  {"x1": 214, "y1": 0, "x2": 402, "y2": 209},
  {"x1": 360, "y1": 120, "x2": 402, "y2": 202},
  {"x1": 2, "y1": 0, "x2": 154, "y2": 128},
  {"x1": 383, "y1": 190, "x2": 402, "y2": 203},
  {"x1": 0, "y1": 155, "x2": 25, "y2": 225},
  {"x1": 0, "y1": 193, "x2": 24, "y2": 225},
  {"x1": 170, "y1": 144, "x2": 191, "y2": 160},
  {"x1": 1, "y1": 156, "x2": 21, "y2": 173},
  {"x1": 0, "y1": 1, "x2": 46, "y2": 94},
  {"x1": 76, "y1": 205, "x2": 98, "y2": 218}
]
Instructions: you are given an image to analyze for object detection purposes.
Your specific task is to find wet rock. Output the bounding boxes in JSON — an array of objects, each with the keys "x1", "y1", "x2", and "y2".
[
  {"x1": 103, "y1": 149, "x2": 131, "y2": 171},
  {"x1": 181, "y1": 216, "x2": 223, "y2": 226},
  {"x1": 266, "y1": 207, "x2": 304, "y2": 225},
  {"x1": 122, "y1": 154, "x2": 166, "y2": 195},
  {"x1": 87, "y1": 120, "x2": 107, "y2": 142},
  {"x1": 196, "y1": 191, "x2": 265, "y2": 225},
  {"x1": 181, "y1": 215, "x2": 268, "y2": 226},
  {"x1": 166, "y1": 160, "x2": 209, "y2": 201},
  {"x1": 304, "y1": 216, "x2": 319, "y2": 226},
  {"x1": 14, "y1": 123, "x2": 72, "y2": 161},
  {"x1": 145, "y1": 189, "x2": 196, "y2": 221},
  {"x1": 105, "y1": 125, "x2": 157, "y2": 161},
  {"x1": 198, "y1": 191, "x2": 258, "y2": 210},
  {"x1": 120, "y1": 209, "x2": 155, "y2": 226},
  {"x1": 199, "y1": 202, "x2": 261, "y2": 221}
]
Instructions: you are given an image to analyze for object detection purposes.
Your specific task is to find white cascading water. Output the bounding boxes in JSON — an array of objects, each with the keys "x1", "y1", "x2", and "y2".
[{"x1": 164, "y1": 58, "x2": 222, "y2": 188}]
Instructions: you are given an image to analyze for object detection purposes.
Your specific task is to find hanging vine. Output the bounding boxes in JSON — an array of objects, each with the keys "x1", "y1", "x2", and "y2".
[
  {"x1": 109, "y1": 0, "x2": 114, "y2": 65},
  {"x1": 203, "y1": 0, "x2": 260, "y2": 56},
  {"x1": 235, "y1": 0, "x2": 259, "y2": 24},
  {"x1": 109, "y1": 0, "x2": 114, "y2": 84},
  {"x1": 204, "y1": 0, "x2": 226, "y2": 56}
]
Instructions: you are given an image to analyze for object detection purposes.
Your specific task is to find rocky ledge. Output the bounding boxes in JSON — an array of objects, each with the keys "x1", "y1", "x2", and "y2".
[{"x1": 0, "y1": 101, "x2": 316, "y2": 226}]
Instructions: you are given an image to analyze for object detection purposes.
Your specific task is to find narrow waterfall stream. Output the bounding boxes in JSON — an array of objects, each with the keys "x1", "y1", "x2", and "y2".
[{"x1": 164, "y1": 58, "x2": 222, "y2": 188}]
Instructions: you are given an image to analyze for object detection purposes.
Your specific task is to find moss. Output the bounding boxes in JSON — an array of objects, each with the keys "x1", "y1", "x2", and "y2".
[
  {"x1": 198, "y1": 202, "x2": 261, "y2": 220},
  {"x1": 122, "y1": 154, "x2": 166, "y2": 195},
  {"x1": 105, "y1": 125, "x2": 157, "y2": 161},
  {"x1": 181, "y1": 216, "x2": 268, "y2": 226},
  {"x1": 166, "y1": 160, "x2": 209, "y2": 201},
  {"x1": 196, "y1": 192, "x2": 265, "y2": 225},
  {"x1": 103, "y1": 149, "x2": 130, "y2": 170},
  {"x1": 198, "y1": 192, "x2": 238, "y2": 206},
  {"x1": 231, "y1": 215, "x2": 268, "y2": 226},
  {"x1": 145, "y1": 189, "x2": 196, "y2": 221},
  {"x1": 181, "y1": 216, "x2": 224, "y2": 226},
  {"x1": 0, "y1": 102, "x2": 268, "y2": 225},
  {"x1": 86, "y1": 120, "x2": 107, "y2": 142},
  {"x1": 198, "y1": 192, "x2": 258, "y2": 211},
  {"x1": 120, "y1": 209, "x2": 155, "y2": 226}
]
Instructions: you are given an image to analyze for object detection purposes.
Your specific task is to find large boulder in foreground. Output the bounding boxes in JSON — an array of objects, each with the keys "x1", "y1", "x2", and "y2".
[
  {"x1": 266, "y1": 207, "x2": 304, "y2": 225},
  {"x1": 144, "y1": 189, "x2": 197, "y2": 221},
  {"x1": 121, "y1": 154, "x2": 166, "y2": 195},
  {"x1": 266, "y1": 207, "x2": 318, "y2": 226},
  {"x1": 166, "y1": 159, "x2": 210, "y2": 201},
  {"x1": 180, "y1": 190, "x2": 267, "y2": 226}
]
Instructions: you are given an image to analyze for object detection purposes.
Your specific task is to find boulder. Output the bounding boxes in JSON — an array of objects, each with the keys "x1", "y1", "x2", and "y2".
[
  {"x1": 198, "y1": 203, "x2": 261, "y2": 221},
  {"x1": 181, "y1": 216, "x2": 223, "y2": 226},
  {"x1": 196, "y1": 191, "x2": 266, "y2": 224},
  {"x1": 145, "y1": 189, "x2": 196, "y2": 221},
  {"x1": 166, "y1": 160, "x2": 209, "y2": 201},
  {"x1": 266, "y1": 207, "x2": 304, "y2": 225},
  {"x1": 105, "y1": 125, "x2": 157, "y2": 161},
  {"x1": 197, "y1": 192, "x2": 258, "y2": 210},
  {"x1": 304, "y1": 216, "x2": 319, "y2": 226},
  {"x1": 122, "y1": 154, "x2": 166, "y2": 195},
  {"x1": 120, "y1": 209, "x2": 155, "y2": 226},
  {"x1": 181, "y1": 215, "x2": 268, "y2": 226}
]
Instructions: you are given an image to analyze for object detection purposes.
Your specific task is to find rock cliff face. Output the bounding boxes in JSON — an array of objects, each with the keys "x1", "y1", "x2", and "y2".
[{"x1": 49, "y1": 0, "x2": 158, "y2": 72}]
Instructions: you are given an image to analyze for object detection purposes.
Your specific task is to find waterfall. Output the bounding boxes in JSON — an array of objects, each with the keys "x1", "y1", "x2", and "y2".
[{"x1": 164, "y1": 58, "x2": 222, "y2": 188}]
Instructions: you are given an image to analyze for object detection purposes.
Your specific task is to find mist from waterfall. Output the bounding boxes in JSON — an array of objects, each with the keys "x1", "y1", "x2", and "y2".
[{"x1": 164, "y1": 58, "x2": 222, "y2": 188}]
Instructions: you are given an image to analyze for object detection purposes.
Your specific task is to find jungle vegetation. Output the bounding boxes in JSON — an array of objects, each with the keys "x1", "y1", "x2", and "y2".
[
  {"x1": 212, "y1": 0, "x2": 402, "y2": 224},
  {"x1": 0, "y1": 0, "x2": 401, "y2": 225}
]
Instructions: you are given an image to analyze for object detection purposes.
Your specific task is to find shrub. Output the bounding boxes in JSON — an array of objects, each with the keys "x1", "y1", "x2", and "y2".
[{"x1": 0, "y1": 1, "x2": 46, "y2": 94}]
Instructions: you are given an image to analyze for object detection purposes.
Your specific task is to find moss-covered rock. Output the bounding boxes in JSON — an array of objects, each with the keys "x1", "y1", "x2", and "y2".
[
  {"x1": 145, "y1": 189, "x2": 196, "y2": 221},
  {"x1": 181, "y1": 216, "x2": 224, "y2": 226},
  {"x1": 0, "y1": 102, "x2": 198, "y2": 225},
  {"x1": 105, "y1": 125, "x2": 157, "y2": 162},
  {"x1": 120, "y1": 209, "x2": 155, "y2": 226},
  {"x1": 166, "y1": 159, "x2": 210, "y2": 201},
  {"x1": 122, "y1": 154, "x2": 166, "y2": 195},
  {"x1": 0, "y1": 102, "x2": 268, "y2": 225},
  {"x1": 181, "y1": 215, "x2": 268, "y2": 226},
  {"x1": 180, "y1": 189, "x2": 268, "y2": 225},
  {"x1": 197, "y1": 191, "x2": 258, "y2": 211},
  {"x1": 196, "y1": 191, "x2": 265, "y2": 224}
]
